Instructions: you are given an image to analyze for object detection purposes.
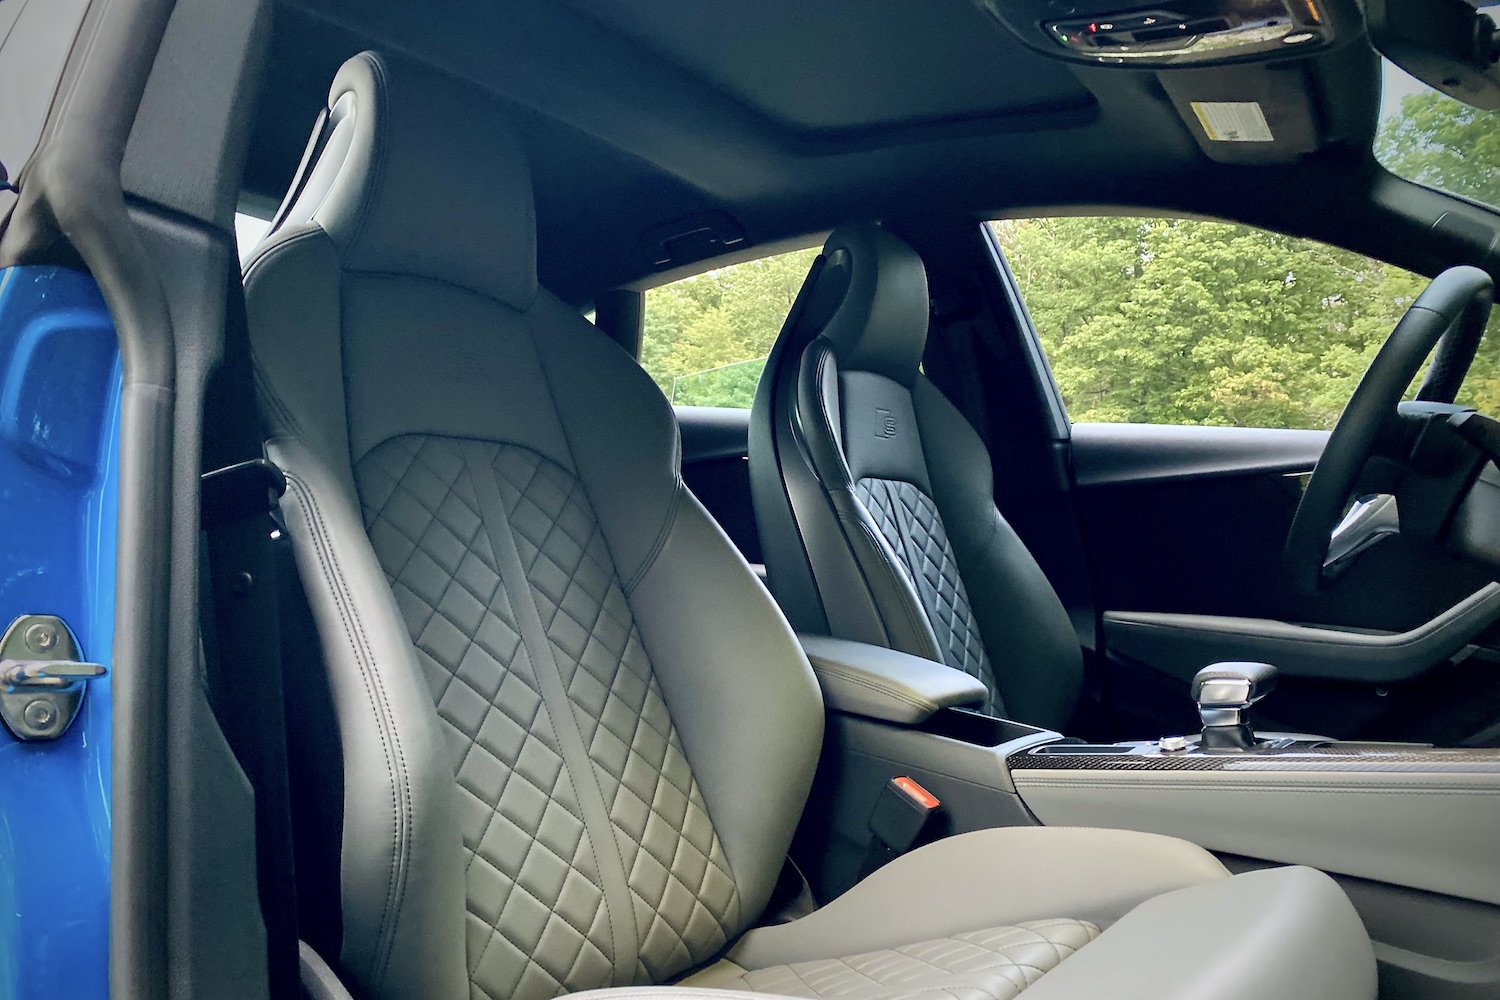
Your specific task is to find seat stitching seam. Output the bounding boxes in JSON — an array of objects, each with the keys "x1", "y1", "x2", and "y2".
[
  {"x1": 462, "y1": 444, "x2": 620, "y2": 979},
  {"x1": 842, "y1": 510, "x2": 940, "y2": 660},
  {"x1": 343, "y1": 52, "x2": 389, "y2": 262},
  {"x1": 812, "y1": 347, "x2": 854, "y2": 488},
  {"x1": 241, "y1": 225, "x2": 328, "y2": 285},
  {"x1": 460, "y1": 442, "x2": 636, "y2": 984},
  {"x1": 623, "y1": 479, "x2": 684, "y2": 596},
  {"x1": 525, "y1": 320, "x2": 747, "y2": 929},
  {"x1": 252, "y1": 358, "x2": 301, "y2": 437},
  {"x1": 846, "y1": 480, "x2": 938, "y2": 656},
  {"x1": 810, "y1": 663, "x2": 931, "y2": 712},
  {"x1": 886, "y1": 481, "x2": 950, "y2": 668},
  {"x1": 284, "y1": 471, "x2": 411, "y2": 984}
]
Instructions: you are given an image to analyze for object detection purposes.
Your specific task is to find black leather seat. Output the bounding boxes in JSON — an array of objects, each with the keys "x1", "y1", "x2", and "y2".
[
  {"x1": 242, "y1": 52, "x2": 1374, "y2": 1000},
  {"x1": 750, "y1": 225, "x2": 1082, "y2": 730}
]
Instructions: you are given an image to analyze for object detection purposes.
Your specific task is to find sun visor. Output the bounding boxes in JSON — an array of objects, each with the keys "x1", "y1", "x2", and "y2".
[{"x1": 1158, "y1": 62, "x2": 1321, "y2": 163}]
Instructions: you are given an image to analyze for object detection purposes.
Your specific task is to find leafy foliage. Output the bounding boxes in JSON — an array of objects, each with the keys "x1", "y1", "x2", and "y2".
[
  {"x1": 642, "y1": 248, "x2": 818, "y2": 407},
  {"x1": 1377, "y1": 90, "x2": 1500, "y2": 209},
  {"x1": 995, "y1": 216, "x2": 1433, "y2": 427},
  {"x1": 640, "y1": 86, "x2": 1500, "y2": 424},
  {"x1": 999, "y1": 84, "x2": 1500, "y2": 428}
]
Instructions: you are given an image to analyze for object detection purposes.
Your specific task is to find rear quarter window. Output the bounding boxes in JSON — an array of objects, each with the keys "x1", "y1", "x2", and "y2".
[{"x1": 640, "y1": 247, "x2": 818, "y2": 408}]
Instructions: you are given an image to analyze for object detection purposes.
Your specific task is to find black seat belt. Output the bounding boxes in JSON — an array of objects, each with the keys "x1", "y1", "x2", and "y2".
[{"x1": 199, "y1": 262, "x2": 301, "y2": 1000}]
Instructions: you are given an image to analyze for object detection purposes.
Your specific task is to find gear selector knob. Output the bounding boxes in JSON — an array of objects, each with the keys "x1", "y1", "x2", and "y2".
[{"x1": 1191, "y1": 661, "x2": 1277, "y2": 749}]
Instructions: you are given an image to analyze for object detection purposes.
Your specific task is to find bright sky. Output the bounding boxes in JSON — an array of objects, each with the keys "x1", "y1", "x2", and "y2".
[
  {"x1": 1378, "y1": 61, "x2": 1430, "y2": 125},
  {"x1": 235, "y1": 212, "x2": 272, "y2": 262}
]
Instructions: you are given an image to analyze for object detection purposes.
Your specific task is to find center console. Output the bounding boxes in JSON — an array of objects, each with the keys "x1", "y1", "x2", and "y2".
[
  {"x1": 1007, "y1": 736, "x2": 1500, "y2": 901},
  {"x1": 797, "y1": 637, "x2": 1500, "y2": 905},
  {"x1": 795, "y1": 636, "x2": 1500, "y2": 998}
]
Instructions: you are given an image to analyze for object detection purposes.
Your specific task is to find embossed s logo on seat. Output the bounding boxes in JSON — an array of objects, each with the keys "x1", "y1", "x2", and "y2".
[{"x1": 875, "y1": 408, "x2": 898, "y2": 439}]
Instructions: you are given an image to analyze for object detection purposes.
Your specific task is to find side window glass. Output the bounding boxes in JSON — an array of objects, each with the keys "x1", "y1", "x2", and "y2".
[
  {"x1": 991, "y1": 217, "x2": 1500, "y2": 428},
  {"x1": 234, "y1": 194, "x2": 283, "y2": 262},
  {"x1": 641, "y1": 247, "x2": 818, "y2": 408},
  {"x1": 235, "y1": 211, "x2": 273, "y2": 262}
]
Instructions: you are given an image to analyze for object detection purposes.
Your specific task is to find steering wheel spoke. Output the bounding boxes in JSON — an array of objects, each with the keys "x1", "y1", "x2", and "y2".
[
  {"x1": 1286, "y1": 265, "x2": 1497, "y2": 594},
  {"x1": 1324, "y1": 493, "x2": 1400, "y2": 579}
]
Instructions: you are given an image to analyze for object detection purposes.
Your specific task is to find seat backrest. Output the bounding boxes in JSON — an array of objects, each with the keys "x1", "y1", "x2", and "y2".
[
  {"x1": 243, "y1": 51, "x2": 823, "y2": 1000},
  {"x1": 749, "y1": 224, "x2": 1082, "y2": 729}
]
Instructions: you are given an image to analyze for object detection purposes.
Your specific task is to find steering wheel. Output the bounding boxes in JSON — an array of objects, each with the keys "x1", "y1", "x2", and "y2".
[{"x1": 1285, "y1": 265, "x2": 1496, "y2": 595}]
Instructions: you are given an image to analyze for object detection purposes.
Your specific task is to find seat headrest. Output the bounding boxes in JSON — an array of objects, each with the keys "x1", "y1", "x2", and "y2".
[
  {"x1": 817, "y1": 224, "x2": 930, "y2": 387},
  {"x1": 270, "y1": 50, "x2": 537, "y2": 309}
]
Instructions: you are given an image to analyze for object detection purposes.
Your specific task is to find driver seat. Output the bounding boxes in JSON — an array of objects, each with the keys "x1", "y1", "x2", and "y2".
[
  {"x1": 242, "y1": 50, "x2": 1375, "y2": 1000},
  {"x1": 749, "y1": 225, "x2": 1081, "y2": 730}
]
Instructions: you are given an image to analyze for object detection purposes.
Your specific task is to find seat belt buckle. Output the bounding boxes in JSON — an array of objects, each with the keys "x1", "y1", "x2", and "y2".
[
  {"x1": 201, "y1": 458, "x2": 288, "y2": 529},
  {"x1": 868, "y1": 775, "x2": 940, "y2": 856}
]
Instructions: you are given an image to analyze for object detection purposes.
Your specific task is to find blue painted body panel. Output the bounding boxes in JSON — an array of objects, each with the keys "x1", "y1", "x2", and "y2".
[{"x1": 0, "y1": 266, "x2": 119, "y2": 1000}]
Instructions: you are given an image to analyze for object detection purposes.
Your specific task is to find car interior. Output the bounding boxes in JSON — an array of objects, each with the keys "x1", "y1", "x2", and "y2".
[{"x1": 5, "y1": 0, "x2": 1500, "y2": 998}]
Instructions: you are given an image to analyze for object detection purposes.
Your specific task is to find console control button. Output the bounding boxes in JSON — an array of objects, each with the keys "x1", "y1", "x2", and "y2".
[{"x1": 1158, "y1": 735, "x2": 1190, "y2": 752}]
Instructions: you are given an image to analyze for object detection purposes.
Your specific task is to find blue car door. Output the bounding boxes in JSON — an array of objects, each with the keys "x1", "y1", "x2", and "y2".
[
  {"x1": 0, "y1": 0, "x2": 119, "y2": 995},
  {"x1": 0, "y1": 263, "x2": 118, "y2": 1000}
]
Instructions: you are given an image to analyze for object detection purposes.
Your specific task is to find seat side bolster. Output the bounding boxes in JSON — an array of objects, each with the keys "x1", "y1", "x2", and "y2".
[
  {"x1": 248, "y1": 231, "x2": 467, "y2": 1000},
  {"x1": 911, "y1": 378, "x2": 1083, "y2": 730},
  {"x1": 1022, "y1": 866, "x2": 1377, "y2": 1000},
  {"x1": 748, "y1": 282, "x2": 830, "y2": 635},
  {"x1": 793, "y1": 342, "x2": 942, "y2": 660},
  {"x1": 523, "y1": 289, "x2": 682, "y2": 585},
  {"x1": 629, "y1": 489, "x2": 825, "y2": 928},
  {"x1": 243, "y1": 226, "x2": 353, "y2": 480},
  {"x1": 270, "y1": 441, "x2": 469, "y2": 1000},
  {"x1": 726, "y1": 826, "x2": 1228, "y2": 970}
]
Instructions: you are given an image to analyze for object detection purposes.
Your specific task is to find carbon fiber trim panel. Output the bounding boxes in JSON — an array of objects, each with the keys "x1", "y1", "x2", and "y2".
[{"x1": 1007, "y1": 745, "x2": 1500, "y2": 773}]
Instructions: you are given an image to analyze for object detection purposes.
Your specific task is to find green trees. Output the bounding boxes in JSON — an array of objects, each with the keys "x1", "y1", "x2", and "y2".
[
  {"x1": 994, "y1": 83, "x2": 1500, "y2": 428},
  {"x1": 639, "y1": 82, "x2": 1498, "y2": 424},
  {"x1": 642, "y1": 247, "x2": 818, "y2": 407},
  {"x1": 1377, "y1": 90, "x2": 1500, "y2": 209},
  {"x1": 1374, "y1": 86, "x2": 1500, "y2": 412},
  {"x1": 994, "y1": 216, "x2": 1430, "y2": 427}
]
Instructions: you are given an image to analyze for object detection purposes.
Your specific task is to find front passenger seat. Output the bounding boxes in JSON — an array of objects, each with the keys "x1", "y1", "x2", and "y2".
[
  {"x1": 244, "y1": 50, "x2": 1375, "y2": 1000},
  {"x1": 750, "y1": 225, "x2": 1081, "y2": 730}
]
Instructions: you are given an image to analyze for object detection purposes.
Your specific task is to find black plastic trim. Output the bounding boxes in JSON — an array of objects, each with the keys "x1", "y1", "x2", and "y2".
[
  {"x1": 1072, "y1": 422, "x2": 1328, "y2": 487},
  {"x1": 979, "y1": 221, "x2": 1070, "y2": 442},
  {"x1": 0, "y1": 1, "x2": 196, "y2": 997},
  {"x1": 676, "y1": 405, "x2": 751, "y2": 462}
]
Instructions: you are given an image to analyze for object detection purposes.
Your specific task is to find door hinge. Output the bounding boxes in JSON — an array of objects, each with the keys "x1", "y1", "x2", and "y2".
[{"x1": 0, "y1": 615, "x2": 106, "y2": 742}]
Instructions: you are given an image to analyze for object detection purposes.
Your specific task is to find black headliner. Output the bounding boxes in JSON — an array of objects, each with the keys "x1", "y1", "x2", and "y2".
[
  {"x1": 245, "y1": 0, "x2": 1464, "y2": 305},
  {"x1": 563, "y1": 0, "x2": 1092, "y2": 132}
]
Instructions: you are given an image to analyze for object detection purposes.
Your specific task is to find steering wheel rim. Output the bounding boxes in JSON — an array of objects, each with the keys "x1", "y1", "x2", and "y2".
[{"x1": 1285, "y1": 265, "x2": 1496, "y2": 596}]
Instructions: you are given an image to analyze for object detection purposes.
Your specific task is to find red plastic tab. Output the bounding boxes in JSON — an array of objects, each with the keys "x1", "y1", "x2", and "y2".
[{"x1": 891, "y1": 775, "x2": 940, "y2": 810}]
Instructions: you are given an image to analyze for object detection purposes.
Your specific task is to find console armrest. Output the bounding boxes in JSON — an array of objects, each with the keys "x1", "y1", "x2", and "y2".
[{"x1": 797, "y1": 635, "x2": 987, "y2": 724}]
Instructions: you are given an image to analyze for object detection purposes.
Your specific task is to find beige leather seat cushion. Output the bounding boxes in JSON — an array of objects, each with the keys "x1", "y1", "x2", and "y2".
[
  {"x1": 685, "y1": 919, "x2": 1098, "y2": 1000},
  {"x1": 650, "y1": 827, "x2": 1375, "y2": 1000}
]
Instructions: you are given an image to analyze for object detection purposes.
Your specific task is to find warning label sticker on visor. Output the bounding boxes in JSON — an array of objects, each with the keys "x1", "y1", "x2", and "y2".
[{"x1": 1190, "y1": 101, "x2": 1274, "y2": 142}]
